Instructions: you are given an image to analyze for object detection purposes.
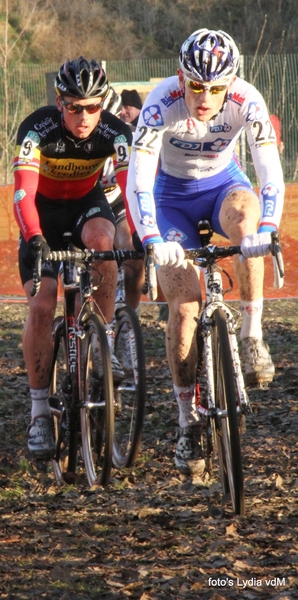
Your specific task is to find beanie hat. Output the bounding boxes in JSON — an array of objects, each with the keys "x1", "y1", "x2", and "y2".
[{"x1": 121, "y1": 89, "x2": 142, "y2": 110}]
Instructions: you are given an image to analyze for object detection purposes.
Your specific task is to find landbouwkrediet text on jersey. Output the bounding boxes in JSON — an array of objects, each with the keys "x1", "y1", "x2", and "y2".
[{"x1": 41, "y1": 160, "x2": 102, "y2": 178}]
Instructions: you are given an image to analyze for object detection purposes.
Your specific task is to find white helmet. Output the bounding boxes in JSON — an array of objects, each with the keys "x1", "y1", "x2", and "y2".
[{"x1": 179, "y1": 29, "x2": 239, "y2": 82}]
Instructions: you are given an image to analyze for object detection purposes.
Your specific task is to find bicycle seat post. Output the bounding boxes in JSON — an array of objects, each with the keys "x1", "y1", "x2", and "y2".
[{"x1": 198, "y1": 220, "x2": 213, "y2": 248}]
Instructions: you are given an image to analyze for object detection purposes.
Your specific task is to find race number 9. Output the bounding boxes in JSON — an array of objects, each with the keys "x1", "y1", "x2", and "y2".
[{"x1": 114, "y1": 134, "x2": 129, "y2": 163}]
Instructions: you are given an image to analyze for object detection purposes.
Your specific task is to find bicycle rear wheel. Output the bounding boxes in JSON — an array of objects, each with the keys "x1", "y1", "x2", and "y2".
[
  {"x1": 49, "y1": 316, "x2": 80, "y2": 485},
  {"x1": 112, "y1": 305, "x2": 146, "y2": 468},
  {"x1": 212, "y1": 308, "x2": 245, "y2": 516},
  {"x1": 80, "y1": 313, "x2": 114, "y2": 487}
]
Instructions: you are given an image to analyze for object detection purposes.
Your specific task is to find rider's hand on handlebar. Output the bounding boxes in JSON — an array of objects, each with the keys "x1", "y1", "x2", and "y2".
[
  {"x1": 152, "y1": 241, "x2": 187, "y2": 269},
  {"x1": 240, "y1": 232, "x2": 272, "y2": 261},
  {"x1": 24, "y1": 234, "x2": 51, "y2": 268}
]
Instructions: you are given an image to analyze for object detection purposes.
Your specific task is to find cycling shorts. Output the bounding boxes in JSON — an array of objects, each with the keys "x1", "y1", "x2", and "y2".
[
  {"x1": 19, "y1": 184, "x2": 116, "y2": 285},
  {"x1": 154, "y1": 162, "x2": 256, "y2": 249}
]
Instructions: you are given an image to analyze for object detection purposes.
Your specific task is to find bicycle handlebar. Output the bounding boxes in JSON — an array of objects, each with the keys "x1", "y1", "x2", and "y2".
[
  {"x1": 185, "y1": 232, "x2": 284, "y2": 289},
  {"x1": 30, "y1": 232, "x2": 284, "y2": 298},
  {"x1": 144, "y1": 231, "x2": 284, "y2": 299},
  {"x1": 184, "y1": 245, "x2": 241, "y2": 261},
  {"x1": 30, "y1": 248, "x2": 144, "y2": 297},
  {"x1": 47, "y1": 248, "x2": 144, "y2": 263}
]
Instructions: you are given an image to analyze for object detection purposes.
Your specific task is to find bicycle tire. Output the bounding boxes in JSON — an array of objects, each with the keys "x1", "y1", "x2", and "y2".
[
  {"x1": 49, "y1": 316, "x2": 80, "y2": 485},
  {"x1": 80, "y1": 313, "x2": 114, "y2": 487},
  {"x1": 112, "y1": 305, "x2": 146, "y2": 468},
  {"x1": 212, "y1": 307, "x2": 245, "y2": 516}
]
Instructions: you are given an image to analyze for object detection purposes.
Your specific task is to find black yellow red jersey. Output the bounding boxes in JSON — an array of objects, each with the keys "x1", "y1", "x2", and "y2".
[{"x1": 13, "y1": 106, "x2": 132, "y2": 241}]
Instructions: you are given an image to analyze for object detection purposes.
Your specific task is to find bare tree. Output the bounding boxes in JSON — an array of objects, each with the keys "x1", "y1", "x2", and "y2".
[{"x1": 0, "y1": 0, "x2": 40, "y2": 184}]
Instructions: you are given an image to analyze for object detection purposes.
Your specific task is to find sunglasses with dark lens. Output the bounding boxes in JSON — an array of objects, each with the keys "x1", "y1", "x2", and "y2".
[
  {"x1": 60, "y1": 98, "x2": 104, "y2": 114},
  {"x1": 186, "y1": 79, "x2": 228, "y2": 95}
]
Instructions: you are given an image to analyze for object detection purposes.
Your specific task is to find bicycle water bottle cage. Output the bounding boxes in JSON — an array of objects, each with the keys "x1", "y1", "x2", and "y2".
[{"x1": 198, "y1": 220, "x2": 214, "y2": 247}]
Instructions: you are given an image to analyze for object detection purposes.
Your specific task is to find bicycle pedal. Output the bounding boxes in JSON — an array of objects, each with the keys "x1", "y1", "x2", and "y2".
[{"x1": 48, "y1": 395, "x2": 61, "y2": 410}]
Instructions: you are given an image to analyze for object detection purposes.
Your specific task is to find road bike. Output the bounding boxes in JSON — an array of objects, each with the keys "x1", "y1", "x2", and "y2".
[
  {"x1": 31, "y1": 235, "x2": 145, "y2": 487},
  {"x1": 146, "y1": 224, "x2": 284, "y2": 515}
]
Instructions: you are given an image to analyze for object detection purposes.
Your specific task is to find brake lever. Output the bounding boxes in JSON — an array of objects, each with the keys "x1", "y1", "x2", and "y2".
[
  {"x1": 270, "y1": 231, "x2": 284, "y2": 289},
  {"x1": 145, "y1": 243, "x2": 158, "y2": 301},
  {"x1": 29, "y1": 244, "x2": 42, "y2": 297}
]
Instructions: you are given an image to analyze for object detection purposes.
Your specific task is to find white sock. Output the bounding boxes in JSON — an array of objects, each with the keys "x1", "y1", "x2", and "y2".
[
  {"x1": 30, "y1": 387, "x2": 50, "y2": 419},
  {"x1": 240, "y1": 298, "x2": 263, "y2": 341},
  {"x1": 173, "y1": 384, "x2": 200, "y2": 428}
]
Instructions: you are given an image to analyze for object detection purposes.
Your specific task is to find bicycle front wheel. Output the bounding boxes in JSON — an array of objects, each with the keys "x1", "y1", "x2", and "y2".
[
  {"x1": 49, "y1": 316, "x2": 80, "y2": 485},
  {"x1": 80, "y1": 313, "x2": 114, "y2": 487},
  {"x1": 112, "y1": 306, "x2": 146, "y2": 468},
  {"x1": 212, "y1": 308, "x2": 245, "y2": 516}
]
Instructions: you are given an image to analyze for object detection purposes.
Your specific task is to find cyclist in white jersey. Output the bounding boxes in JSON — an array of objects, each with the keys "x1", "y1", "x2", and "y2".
[{"x1": 126, "y1": 29, "x2": 285, "y2": 475}]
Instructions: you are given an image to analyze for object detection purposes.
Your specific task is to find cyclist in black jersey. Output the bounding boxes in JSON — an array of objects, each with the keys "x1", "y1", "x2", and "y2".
[{"x1": 13, "y1": 57, "x2": 133, "y2": 460}]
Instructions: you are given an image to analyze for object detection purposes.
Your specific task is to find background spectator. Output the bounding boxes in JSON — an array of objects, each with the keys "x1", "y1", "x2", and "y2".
[{"x1": 120, "y1": 89, "x2": 142, "y2": 127}]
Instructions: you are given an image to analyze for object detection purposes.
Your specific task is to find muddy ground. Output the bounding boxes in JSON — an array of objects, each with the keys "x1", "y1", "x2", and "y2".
[{"x1": 0, "y1": 299, "x2": 298, "y2": 599}]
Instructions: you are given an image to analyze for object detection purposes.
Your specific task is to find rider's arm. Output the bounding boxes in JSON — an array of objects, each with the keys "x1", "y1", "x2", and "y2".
[
  {"x1": 242, "y1": 86, "x2": 285, "y2": 232},
  {"x1": 126, "y1": 146, "x2": 162, "y2": 245},
  {"x1": 125, "y1": 86, "x2": 166, "y2": 247},
  {"x1": 13, "y1": 122, "x2": 43, "y2": 242}
]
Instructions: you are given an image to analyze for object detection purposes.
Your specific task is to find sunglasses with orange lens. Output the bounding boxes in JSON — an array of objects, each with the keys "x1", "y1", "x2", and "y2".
[
  {"x1": 186, "y1": 80, "x2": 228, "y2": 95},
  {"x1": 60, "y1": 99, "x2": 104, "y2": 114}
]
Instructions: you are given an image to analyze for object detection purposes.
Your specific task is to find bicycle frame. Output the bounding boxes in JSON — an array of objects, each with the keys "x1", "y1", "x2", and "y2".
[
  {"x1": 145, "y1": 226, "x2": 284, "y2": 515},
  {"x1": 53, "y1": 250, "x2": 114, "y2": 413},
  {"x1": 31, "y1": 239, "x2": 145, "y2": 485},
  {"x1": 46, "y1": 244, "x2": 144, "y2": 411}
]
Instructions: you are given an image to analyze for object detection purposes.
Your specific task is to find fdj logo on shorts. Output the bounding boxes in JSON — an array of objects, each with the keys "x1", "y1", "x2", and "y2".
[
  {"x1": 137, "y1": 192, "x2": 156, "y2": 228},
  {"x1": 164, "y1": 228, "x2": 187, "y2": 244}
]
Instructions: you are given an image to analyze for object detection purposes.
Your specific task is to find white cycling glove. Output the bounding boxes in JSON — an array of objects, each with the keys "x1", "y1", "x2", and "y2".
[
  {"x1": 240, "y1": 232, "x2": 272, "y2": 260},
  {"x1": 153, "y1": 241, "x2": 187, "y2": 269}
]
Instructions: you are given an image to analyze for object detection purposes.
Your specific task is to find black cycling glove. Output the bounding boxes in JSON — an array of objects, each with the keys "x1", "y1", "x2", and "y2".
[{"x1": 24, "y1": 235, "x2": 51, "y2": 268}]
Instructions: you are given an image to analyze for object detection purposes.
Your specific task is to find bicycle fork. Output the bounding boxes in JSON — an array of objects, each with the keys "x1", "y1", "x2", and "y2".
[{"x1": 196, "y1": 304, "x2": 251, "y2": 419}]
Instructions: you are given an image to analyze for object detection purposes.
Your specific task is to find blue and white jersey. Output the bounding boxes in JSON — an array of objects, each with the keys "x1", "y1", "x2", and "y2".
[{"x1": 126, "y1": 75, "x2": 284, "y2": 245}]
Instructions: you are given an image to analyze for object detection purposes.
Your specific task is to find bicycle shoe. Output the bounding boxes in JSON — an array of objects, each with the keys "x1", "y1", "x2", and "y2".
[
  {"x1": 239, "y1": 337, "x2": 275, "y2": 387},
  {"x1": 92, "y1": 335, "x2": 125, "y2": 384},
  {"x1": 175, "y1": 424, "x2": 205, "y2": 476},
  {"x1": 27, "y1": 414, "x2": 55, "y2": 460},
  {"x1": 110, "y1": 350, "x2": 125, "y2": 383},
  {"x1": 116, "y1": 323, "x2": 134, "y2": 372}
]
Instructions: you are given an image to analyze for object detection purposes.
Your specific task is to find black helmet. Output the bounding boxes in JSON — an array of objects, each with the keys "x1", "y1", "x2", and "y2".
[{"x1": 54, "y1": 56, "x2": 109, "y2": 99}]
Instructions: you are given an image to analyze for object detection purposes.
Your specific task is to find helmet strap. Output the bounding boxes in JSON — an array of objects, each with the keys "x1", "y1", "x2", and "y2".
[{"x1": 210, "y1": 90, "x2": 228, "y2": 120}]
